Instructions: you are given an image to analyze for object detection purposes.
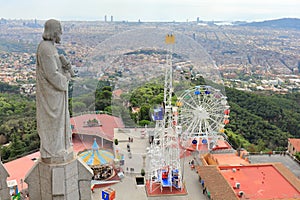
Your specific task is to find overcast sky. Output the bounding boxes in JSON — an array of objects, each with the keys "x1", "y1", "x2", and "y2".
[{"x1": 0, "y1": 0, "x2": 299, "y2": 22}]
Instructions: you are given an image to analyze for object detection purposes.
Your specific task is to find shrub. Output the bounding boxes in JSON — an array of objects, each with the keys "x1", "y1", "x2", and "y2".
[{"x1": 114, "y1": 139, "x2": 118, "y2": 145}]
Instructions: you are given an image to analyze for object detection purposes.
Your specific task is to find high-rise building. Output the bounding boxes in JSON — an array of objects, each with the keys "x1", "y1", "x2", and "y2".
[
  {"x1": 111, "y1": 16, "x2": 113, "y2": 22},
  {"x1": 104, "y1": 15, "x2": 107, "y2": 22}
]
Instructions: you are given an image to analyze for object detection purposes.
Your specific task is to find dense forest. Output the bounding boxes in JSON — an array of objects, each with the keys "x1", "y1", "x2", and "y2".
[
  {"x1": 225, "y1": 88, "x2": 293, "y2": 151},
  {"x1": 0, "y1": 82, "x2": 38, "y2": 162},
  {"x1": 125, "y1": 83, "x2": 299, "y2": 152},
  {"x1": 1, "y1": 79, "x2": 300, "y2": 162}
]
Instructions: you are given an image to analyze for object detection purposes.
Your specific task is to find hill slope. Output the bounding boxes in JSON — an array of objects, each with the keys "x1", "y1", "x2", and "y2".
[{"x1": 239, "y1": 18, "x2": 300, "y2": 30}]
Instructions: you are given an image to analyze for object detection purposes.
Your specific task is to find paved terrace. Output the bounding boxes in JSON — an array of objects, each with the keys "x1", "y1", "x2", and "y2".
[{"x1": 91, "y1": 128, "x2": 208, "y2": 200}]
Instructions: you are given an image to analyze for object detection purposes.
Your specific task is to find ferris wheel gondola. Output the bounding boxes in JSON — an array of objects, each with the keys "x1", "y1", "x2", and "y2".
[{"x1": 176, "y1": 85, "x2": 230, "y2": 150}]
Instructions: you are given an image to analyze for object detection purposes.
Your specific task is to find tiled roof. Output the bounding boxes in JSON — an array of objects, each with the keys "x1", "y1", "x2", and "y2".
[
  {"x1": 210, "y1": 153, "x2": 249, "y2": 166},
  {"x1": 289, "y1": 138, "x2": 300, "y2": 152},
  {"x1": 71, "y1": 114, "x2": 124, "y2": 141},
  {"x1": 4, "y1": 151, "x2": 40, "y2": 190},
  {"x1": 112, "y1": 89, "x2": 123, "y2": 98},
  {"x1": 197, "y1": 163, "x2": 300, "y2": 200},
  {"x1": 196, "y1": 165, "x2": 238, "y2": 200},
  {"x1": 213, "y1": 140, "x2": 231, "y2": 150}
]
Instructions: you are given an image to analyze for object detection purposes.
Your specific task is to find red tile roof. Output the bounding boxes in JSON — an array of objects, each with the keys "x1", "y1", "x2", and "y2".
[
  {"x1": 4, "y1": 151, "x2": 40, "y2": 190},
  {"x1": 289, "y1": 138, "x2": 300, "y2": 152},
  {"x1": 71, "y1": 114, "x2": 124, "y2": 141},
  {"x1": 112, "y1": 89, "x2": 123, "y2": 98},
  {"x1": 197, "y1": 163, "x2": 300, "y2": 200},
  {"x1": 212, "y1": 140, "x2": 232, "y2": 150},
  {"x1": 210, "y1": 153, "x2": 249, "y2": 166},
  {"x1": 72, "y1": 134, "x2": 112, "y2": 153}
]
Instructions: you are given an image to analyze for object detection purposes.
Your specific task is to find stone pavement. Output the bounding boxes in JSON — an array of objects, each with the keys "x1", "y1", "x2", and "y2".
[
  {"x1": 92, "y1": 128, "x2": 208, "y2": 200},
  {"x1": 114, "y1": 128, "x2": 149, "y2": 176},
  {"x1": 92, "y1": 156, "x2": 207, "y2": 200}
]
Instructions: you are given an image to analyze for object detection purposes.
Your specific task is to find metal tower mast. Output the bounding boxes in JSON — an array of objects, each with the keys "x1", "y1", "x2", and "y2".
[
  {"x1": 161, "y1": 34, "x2": 179, "y2": 168},
  {"x1": 148, "y1": 34, "x2": 183, "y2": 192}
]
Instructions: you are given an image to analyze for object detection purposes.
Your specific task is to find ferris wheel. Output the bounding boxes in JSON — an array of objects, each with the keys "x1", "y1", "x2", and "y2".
[{"x1": 176, "y1": 85, "x2": 230, "y2": 150}]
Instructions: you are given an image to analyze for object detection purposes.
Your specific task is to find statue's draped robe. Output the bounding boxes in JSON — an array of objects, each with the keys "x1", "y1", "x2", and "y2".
[{"x1": 36, "y1": 40, "x2": 72, "y2": 158}]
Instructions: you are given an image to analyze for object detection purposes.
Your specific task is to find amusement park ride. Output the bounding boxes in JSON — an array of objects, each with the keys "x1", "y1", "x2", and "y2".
[
  {"x1": 177, "y1": 85, "x2": 230, "y2": 151},
  {"x1": 147, "y1": 34, "x2": 183, "y2": 193},
  {"x1": 147, "y1": 34, "x2": 230, "y2": 194}
]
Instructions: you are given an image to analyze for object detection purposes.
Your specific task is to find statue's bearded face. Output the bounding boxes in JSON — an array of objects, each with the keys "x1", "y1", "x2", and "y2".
[{"x1": 54, "y1": 28, "x2": 62, "y2": 44}]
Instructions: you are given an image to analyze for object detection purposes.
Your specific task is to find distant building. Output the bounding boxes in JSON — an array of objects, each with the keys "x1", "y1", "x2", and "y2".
[
  {"x1": 288, "y1": 138, "x2": 300, "y2": 155},
  {"x1": 131, "y1": 107, "x2": 140, "y2": 114},
  {"x1": 112, "y1": 89, "x2": 123, "y2": 99},
  {"x1": 0, "y1": 18, "x2": 7, "y2": 24}
]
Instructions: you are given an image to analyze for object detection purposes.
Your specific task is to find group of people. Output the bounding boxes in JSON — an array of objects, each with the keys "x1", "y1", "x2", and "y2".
[
  {"x1": 92, "y1": 165, "x2": 114, "y2": 180},
  {"x1": 189, "y1": 159, "x2": 195, "y2": 169},
  {"x1": 161, "y1": 166, "x2": 170, "y2": 179},
  {"x1": 128, "y1": 137, "x2": 134, "y2": 143}
]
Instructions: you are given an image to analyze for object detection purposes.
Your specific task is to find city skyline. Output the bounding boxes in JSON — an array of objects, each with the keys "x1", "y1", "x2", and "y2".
[{"x1": 0, "y1": 0, "x2": 299, "y2": 22}]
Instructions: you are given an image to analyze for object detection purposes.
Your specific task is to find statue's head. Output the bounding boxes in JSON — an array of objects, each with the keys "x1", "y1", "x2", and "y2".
[{"x1": 42, "y1": 19, "x2": 62, "y2": 44}]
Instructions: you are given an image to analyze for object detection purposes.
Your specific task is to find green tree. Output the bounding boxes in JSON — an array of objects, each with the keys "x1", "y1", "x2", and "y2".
[
  {"x1": 0, "y1": 92, "x2": 38, "y2": 161},
  {"x1": 139, "y1": 104, "x2": 151, "y2": 121},
  {"x1": 9, "y1": 133, "x2": 26, "y2": 159},
  {"x1": 0, "y1": 81, "x2": 19, "y2": 94},
  {"x1": 95, "y1": 86, "x2": 112, "y2": 111},
  {"x1": 295, "y1": 152, "x2": 300, "y2": 160},
  {"x1": 72, "y1": 101, "x2": 87, "y2": 113},
  {"x1": 138, "y1": 120, "x2": 151, "y2": 127}
]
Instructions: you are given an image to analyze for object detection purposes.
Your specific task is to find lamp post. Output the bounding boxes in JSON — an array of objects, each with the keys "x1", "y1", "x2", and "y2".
[
  {"x1": 20, "y1": 178, "x2": 23, "y2": 193},
  {"x1": 142, "y1": 154, "x2": 146, "y2": 168}
]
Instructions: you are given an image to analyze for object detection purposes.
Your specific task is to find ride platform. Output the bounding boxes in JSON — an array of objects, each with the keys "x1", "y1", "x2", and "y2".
[{"x1": 145, "y1": 180, "x2": 187, "y2": 197}]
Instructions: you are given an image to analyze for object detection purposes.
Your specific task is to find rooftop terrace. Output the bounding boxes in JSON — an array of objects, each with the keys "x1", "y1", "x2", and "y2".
[{"x1": 220, "y1": 164, "x2": 300, "y2": 199}]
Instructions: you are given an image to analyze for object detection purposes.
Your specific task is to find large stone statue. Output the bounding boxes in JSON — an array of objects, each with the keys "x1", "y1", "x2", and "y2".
[
  {"x1": 25, "y1": 19, "x2": 93, "y2": 200},
  {"x1": 36, "y1": 19, "x2": 73, "y2": 163}
]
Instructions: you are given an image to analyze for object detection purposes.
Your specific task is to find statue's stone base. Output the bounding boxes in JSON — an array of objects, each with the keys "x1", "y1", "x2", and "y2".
[
  {"x1": 25, "y1": 157, "x2": 93, "y2": 200},
  {"x1": 41, "y1": 150, "x2": 74, "y2": 164},
  {"x1": 0, "y1": 161, "x2": 10, "y2": 200}
]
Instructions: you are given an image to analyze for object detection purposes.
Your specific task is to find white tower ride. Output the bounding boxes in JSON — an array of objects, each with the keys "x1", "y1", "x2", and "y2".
[{"x1": 148, "y1": 34, "x2": 183, "y2": 193}]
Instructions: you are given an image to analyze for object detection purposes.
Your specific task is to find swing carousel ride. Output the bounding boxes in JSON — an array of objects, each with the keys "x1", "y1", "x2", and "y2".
[{"x1": 78, "y1": 139, "x2": 115, "y2": 181}]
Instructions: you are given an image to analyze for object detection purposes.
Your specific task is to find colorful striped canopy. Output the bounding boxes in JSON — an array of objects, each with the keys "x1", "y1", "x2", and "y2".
[{"x1": 78, "y1": 139, "x2": 114, "y2": 166}]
